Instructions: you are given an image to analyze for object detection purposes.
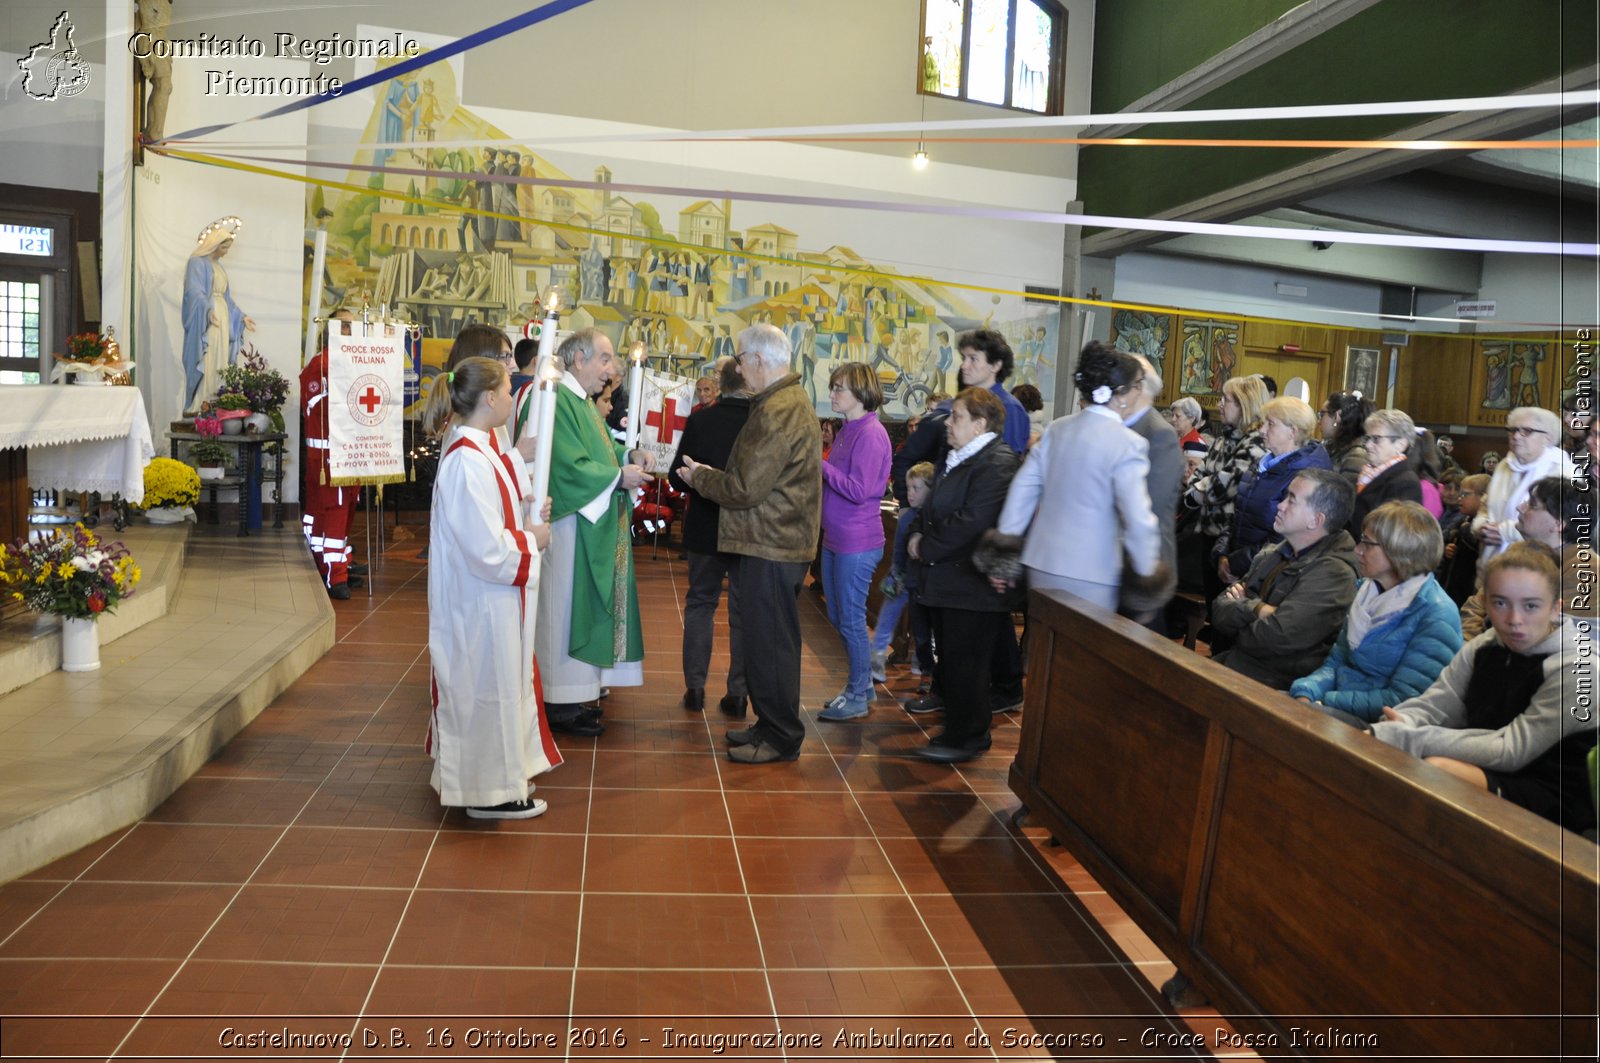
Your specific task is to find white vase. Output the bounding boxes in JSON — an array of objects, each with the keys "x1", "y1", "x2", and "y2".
[
  {"x1": 244, "y1": 412, "x2": 271, "y2": 433},
  {"x1": 198, "y1": 465, "x2": 224, "y2": 481},
  {"x1": 145, "y1": 505, "x2": 193, "y2": 524},
  {"x1": 221, "y1": 418, "x2": 244, "y2": 436},
  {"x1": 61, "y1": 616, "x2": 100, "y2": 672}
]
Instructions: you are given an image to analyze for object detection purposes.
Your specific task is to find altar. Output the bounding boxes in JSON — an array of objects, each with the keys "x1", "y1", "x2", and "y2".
[{"x1": 0, "y1": 385, "x2": 156, "y2": 544}]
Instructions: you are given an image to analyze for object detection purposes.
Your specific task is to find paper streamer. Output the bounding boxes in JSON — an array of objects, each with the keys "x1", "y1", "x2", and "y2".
[
  {"x1": 152, "y1": 147, "x2": 1595, "y2": 336},
  {"x1": 160, "y1": 0, "x2": 599, "y2": 143},
  {"x1": 181, "y1": 146, "x2": 1600, "y2": 258}
]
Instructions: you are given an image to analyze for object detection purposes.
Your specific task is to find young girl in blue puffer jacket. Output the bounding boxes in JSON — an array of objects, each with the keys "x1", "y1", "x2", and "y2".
[{"x1": 1291, "y1": 501, "x2": 1462, "y2": 725}]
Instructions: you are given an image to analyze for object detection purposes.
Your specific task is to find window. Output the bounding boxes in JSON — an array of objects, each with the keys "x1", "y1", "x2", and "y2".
[
  {"x1": 0, "y1": 279, "x2": 43, "y2": 384},
  {"x1": 920, "y1": 0, "x2": 1065, "y2": 114}
]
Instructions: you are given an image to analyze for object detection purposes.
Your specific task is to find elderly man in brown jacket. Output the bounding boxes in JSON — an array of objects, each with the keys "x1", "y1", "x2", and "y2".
[{"x1": 679, "y1": 323, "x2": 822, "y2": 763}]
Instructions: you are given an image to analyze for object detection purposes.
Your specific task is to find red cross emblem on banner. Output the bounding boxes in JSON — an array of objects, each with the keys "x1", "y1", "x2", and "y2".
[
  {"x1": 646, "y1": 397, "x2": 687, "y2": 445},
  {"x1": 358, "y1": 387, "x2": 383, "y2": 414}
]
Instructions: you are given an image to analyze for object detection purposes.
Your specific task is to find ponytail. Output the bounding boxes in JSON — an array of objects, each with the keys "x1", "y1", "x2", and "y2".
[{"x1": 423, "y1": 356, "x2": 506, "y2": 438}]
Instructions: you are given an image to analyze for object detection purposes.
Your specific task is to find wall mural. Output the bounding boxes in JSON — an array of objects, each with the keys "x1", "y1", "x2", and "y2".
[
  {"x1": 1177, "y1": 316, "x2": 1240, "y2": 396},
  {"x1": 1473, "y1": 339, "x2": 1551, "y2": 425},
  {"x1": 1109, "y1": 308, "x2": 1172, "y2": 391},
  {"x1": 311, "y1": 58, "x2": 1059, "y2": 419}
]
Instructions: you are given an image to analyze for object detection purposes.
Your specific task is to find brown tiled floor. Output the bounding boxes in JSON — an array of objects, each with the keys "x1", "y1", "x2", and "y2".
[{"x1": 0, "y1": 537, "x2": 1234, "y2": 1060}]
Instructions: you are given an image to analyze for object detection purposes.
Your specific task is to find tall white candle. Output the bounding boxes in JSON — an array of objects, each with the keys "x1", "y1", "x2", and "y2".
[
  {"x1": 534, "y1": 289, "x2": 560, "y2": 379},
  {"x1": 624, "y1": 342, "x2": 646, "y2": 450},
  {"x1": 529, "y1": 358, "x2": 562, "y2": 525},
  {"x1": 303, "y1": 226, "x2": 328, "y2": 366}
]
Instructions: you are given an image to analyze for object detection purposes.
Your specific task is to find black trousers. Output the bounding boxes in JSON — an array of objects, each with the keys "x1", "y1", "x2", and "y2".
[
  {"x1": 682, "y1": 550, "x2": 746, "y2": 696},
  {"x1": 929, "y1": 606, "x2": 1008, "y2": 747},
  {"x1": 736, "y1": 555, "x2": 808, "y2": 752}
]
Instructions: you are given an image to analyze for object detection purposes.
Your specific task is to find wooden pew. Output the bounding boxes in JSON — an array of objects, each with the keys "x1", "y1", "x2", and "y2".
[{"x1": 1011, "y1": 588, "x2": 1599, "y2": 1059}]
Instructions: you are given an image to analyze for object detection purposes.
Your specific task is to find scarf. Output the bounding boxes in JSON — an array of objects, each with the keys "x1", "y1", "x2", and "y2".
[
  {"x1": 945, "y1": 431, "x2": 996, "y2": 472},
  {"x1": 1357, "y1": 453, "x2": 1406, "y2": 491},
  {"x1": 1346, "y1": 573, "x2": 1430, "y2": 649}
]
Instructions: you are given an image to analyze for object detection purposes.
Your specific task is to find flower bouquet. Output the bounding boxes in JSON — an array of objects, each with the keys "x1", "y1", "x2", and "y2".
[
  {"x1": 51, "y1": 328, "x2": 135, "y2": 384},
  {"x1": 0, "y1": 524, "x2": 141, "y2": 620},
  {"x1": 141, "y1": 457, "x2": 200, "y2": 522},
  {"x1": 221, "y1": 346, "x2": 290, "y2": 431}
]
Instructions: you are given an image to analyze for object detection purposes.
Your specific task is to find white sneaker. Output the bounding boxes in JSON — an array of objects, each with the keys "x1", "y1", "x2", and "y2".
[
  {"x1": 466, "y1": 797, "x2": 548, "y2": 820},
  {"x1": 869, "y1": 650, "x2": 888, "y2": 683}
]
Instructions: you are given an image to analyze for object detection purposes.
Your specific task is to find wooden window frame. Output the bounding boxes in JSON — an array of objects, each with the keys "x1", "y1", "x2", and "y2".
[{"x1": 917, "y1": 0, "x2": 1068, "y2": 115}]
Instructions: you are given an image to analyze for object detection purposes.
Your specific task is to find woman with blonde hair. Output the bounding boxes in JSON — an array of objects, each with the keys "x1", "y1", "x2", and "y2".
[
  {"x1": 1291, "y1": 501, "x2": 1461, "y2": 726},
  {"x1": 424, "y1": 356, "x2": 557, "y2": 820},
  {"x1": 1213, "y1": 395, "x2": 1331, "y2": 579}
]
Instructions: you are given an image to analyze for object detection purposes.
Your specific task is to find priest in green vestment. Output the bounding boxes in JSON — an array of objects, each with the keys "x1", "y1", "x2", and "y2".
[{"x1": 534, "y1": 329, "x2": 652, "y2": 735}]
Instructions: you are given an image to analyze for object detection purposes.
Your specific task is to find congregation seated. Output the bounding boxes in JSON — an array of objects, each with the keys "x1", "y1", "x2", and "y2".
[
  {"x1": 1290, "y1": 501, "x2": 1462, "y2": 726},
  {"x1": 1210, "y1": 467, "x2": 1358, "y2": 689},
  {"x1": 1371, "y1": 542, "x2": 1598, "y2": 836}
]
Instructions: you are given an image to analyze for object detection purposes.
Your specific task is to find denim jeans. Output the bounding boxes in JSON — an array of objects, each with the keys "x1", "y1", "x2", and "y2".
[
  {"x1": 871, "y1": 590, "x2": 907, "y2": 654},
  {"x1": 821, "y1": 544, "x2": 882, "y2": 703}
]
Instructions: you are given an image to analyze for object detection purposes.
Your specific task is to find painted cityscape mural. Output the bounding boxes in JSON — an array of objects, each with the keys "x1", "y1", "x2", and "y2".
[{"x1": 310, "y1": 58, "x2": 1060, "y2": 418}]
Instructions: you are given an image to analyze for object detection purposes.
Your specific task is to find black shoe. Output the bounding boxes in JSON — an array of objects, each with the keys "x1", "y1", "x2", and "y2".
[
  {"x1": 727, "y1": 739, "x2": 800, "y2": 764},
  {"x1": 346, "y1": 573, "x2": 365, "y2": 589},
  {"x1": 347, "y1": 562, "x2": 369, "y2": 576},
  {"x1": 465, "y1": 797, "x2": 547, "y2": 820},
  {"x1": 682, "y1": 688, "x2": 705, "y2": 712},
  {"x1": 328, "y1": 582, "x2": 352, "y2": 600},
  {"x1": 990, "y1": 690, "x2": 1024, "y2": 714},
  {"x1": 915, "y1": 734, "x2": 991, "y2": 763},
  {"x1": 725, "y1": 725, "x2": 761, "y2": 747},
  {"x1": 719, "y1": 693, "x2": 748, "y2": 719},
  {"x1": 549, "y1": 712, "x2": 604, "y2": 737},
  {"x1": 904, "y1": 693, "x2": 944, "y2": 715}
]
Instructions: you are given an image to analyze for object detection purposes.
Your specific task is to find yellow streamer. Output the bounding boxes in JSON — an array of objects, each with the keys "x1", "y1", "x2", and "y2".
[{"x1": 155, "y1": 147, "x2": 1587, "y2": 342}]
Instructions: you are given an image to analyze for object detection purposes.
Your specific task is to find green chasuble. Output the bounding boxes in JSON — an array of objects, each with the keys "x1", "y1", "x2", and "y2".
[{"x1": 547, "y1": 385, "x2": 644, "y2": 667}]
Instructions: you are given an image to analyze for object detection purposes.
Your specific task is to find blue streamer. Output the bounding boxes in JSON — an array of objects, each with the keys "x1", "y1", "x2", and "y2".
[{"x1": 161, "y1": 0, "x2": 599, "y2": 143}]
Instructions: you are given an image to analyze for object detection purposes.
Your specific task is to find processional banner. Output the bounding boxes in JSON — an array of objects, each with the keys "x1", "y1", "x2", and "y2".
[
  {"x1": 329, "y1": 327, "x2": 407, "y2": 486},
  {"x1": 636, "y1": 370, "x2": 695, "y2": 471}
]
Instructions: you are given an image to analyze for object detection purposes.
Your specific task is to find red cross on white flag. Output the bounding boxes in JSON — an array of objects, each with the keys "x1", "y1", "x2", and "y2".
[{"x1": 638, "y1": 369, "x2": 696, "y2": 469}]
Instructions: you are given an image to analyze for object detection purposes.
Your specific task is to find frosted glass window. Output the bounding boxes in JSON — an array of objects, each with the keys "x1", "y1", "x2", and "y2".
[{"x1": 920, "y1": 0, "x2": 1063, "y2": 114}]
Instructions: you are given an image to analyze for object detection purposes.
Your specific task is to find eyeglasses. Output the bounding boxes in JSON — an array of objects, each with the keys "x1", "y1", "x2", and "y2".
[
  {"x1": 733, "y1": 351, "x2": 750, "y2": 365},
  {"x1": 1356, "y1": 537, "x2": 1381, "y2": 549},
  {"x1": 1506, "y1": 426, "x2": 1549, "y2": 438},
  {"x1": 828, "y1": 384, "x2": 848, "y2": 393},
  {"x1": 1364, "y1": 434, "x2": 1403, "y2": 445}
]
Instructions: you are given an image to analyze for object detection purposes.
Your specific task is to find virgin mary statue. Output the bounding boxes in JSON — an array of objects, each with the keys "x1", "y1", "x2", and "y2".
[{"x1": 181, "y1": 216, "x2": 255, "y2": 413}]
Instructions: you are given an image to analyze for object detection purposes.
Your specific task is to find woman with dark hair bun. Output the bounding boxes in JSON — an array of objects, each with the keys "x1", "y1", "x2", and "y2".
[
  {"x1": 1320, "y1": 391, "x2": 1373, "y2": 485},
  {"x1": 995, "y1": 342, "x2": 1164, "y2": 611}
]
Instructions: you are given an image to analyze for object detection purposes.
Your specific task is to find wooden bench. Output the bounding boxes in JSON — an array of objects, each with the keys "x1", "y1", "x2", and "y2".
[{"x1": 1011, "y1": 588, "x2": 1598, "y2": 1059}]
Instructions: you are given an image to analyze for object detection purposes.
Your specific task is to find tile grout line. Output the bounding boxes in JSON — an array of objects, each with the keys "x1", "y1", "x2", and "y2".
[
  {"x1": 101, "y1": 566, "x2": 430, "y2": 1062},
  {"x1": 562, "y1": 718, "x2": 602, "y2": 1063}
]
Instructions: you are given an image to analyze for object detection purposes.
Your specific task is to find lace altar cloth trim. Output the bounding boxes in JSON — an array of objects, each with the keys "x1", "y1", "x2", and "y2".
[{"x1": 0, "y1": 386, "x2": 155, "y2": 503}]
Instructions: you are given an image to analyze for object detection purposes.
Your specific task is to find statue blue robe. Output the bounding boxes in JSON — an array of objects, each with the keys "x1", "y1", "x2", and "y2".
[{"x1": 181, "y1": 254, "x2": 245, "y2": 410}]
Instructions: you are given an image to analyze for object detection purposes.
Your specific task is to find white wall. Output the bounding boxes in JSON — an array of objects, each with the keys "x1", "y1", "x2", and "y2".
[
  {"x1": 0, "y1": 52, "x2": 105, "y2": 192},
  {"x1": 134, "y1": 57, "x2": 308, "y2": 495}
]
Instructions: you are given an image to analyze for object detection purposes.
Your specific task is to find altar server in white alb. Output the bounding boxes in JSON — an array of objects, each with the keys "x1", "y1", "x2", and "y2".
[{"x1": 422, "y1": 356, "x2": 560, "y2": 820}]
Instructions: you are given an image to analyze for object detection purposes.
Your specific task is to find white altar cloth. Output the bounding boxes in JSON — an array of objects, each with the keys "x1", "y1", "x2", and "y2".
[{"x1": 0, "y1": 386, "x2": 156, "y2": 503}]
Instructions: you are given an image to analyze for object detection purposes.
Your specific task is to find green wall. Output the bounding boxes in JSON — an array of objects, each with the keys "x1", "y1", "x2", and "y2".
[
  {"x1": 1081, "y1": 0, "x2": 1599, "y2": 226},
  {"x1": 1091, "y1": 0, "x2": 1306, "y2": 112}
]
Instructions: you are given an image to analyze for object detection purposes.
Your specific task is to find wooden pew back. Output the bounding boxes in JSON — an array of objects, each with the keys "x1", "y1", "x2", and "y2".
[{"x1": 1010, "y1": 588, "x2": 1598, "y2": 1058}]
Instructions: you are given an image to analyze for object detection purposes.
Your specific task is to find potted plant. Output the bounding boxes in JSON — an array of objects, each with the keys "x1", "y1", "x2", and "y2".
[
  {"x1": 140, "y1": 457, "x2": 200, "y2": 524},
  {"x1": 216, "y1": 392, "x2": 251, "y2": 435},
  {"x1": 222, "y1": 346, "x2": 290, "y2": 433},
  {"x1": 0, "y1": 523, "x2": 142, "y2": 671},
  {"x1": 189, "y1": 440, "x2": 230, "y2": 480},
  {"x1": 51, "y1": 327, "x2": 135, "y2": 385}
]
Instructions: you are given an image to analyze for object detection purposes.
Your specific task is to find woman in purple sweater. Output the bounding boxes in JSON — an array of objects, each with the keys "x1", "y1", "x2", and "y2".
[{"x1": 818, "y1": 362, "x2": 893, "y2": 721}]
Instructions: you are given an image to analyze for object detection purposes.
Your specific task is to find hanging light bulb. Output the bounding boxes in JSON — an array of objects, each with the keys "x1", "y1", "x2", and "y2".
[{"x1": 912, "y1": 146, "x2": 930, "y2": 170}]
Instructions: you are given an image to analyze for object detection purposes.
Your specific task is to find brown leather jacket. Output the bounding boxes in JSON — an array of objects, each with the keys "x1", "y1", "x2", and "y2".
[{"x1": 690, "y1": 372, "x2": 822, "y2": 562}]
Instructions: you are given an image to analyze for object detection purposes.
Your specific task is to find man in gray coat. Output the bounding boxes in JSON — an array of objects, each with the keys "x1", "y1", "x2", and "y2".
[
  {"x1": 1119, "y1": 356, "x2": 1182, "y2": 627},
  {"x1": 1211, "y1": 468, "x2": 1359, "y2": 689}
]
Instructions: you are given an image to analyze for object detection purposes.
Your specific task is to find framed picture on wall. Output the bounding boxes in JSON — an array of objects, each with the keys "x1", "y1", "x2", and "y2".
[
  {"x1": 1344, "y1": 346, "x2": 1381, "y2": 400},
  {"x1": 1174, "y1": 315, "x2": 1241, "y2": 396},
  {"x1": 1470, "y1": 339, "x2": 1553, "y2": 427},
  {"x1": 1109, "y1": 309, "x2": 1173, "y2": 395}
]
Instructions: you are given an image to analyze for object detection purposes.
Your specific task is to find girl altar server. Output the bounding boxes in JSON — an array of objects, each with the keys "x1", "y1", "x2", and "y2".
[{"x1": 423, "y1": 356, "x2": 558, "y2": 819}]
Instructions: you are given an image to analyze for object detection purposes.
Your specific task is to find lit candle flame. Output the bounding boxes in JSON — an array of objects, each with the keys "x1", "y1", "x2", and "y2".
[
  {"x1": 545, "y1": 289, "x2": 561, "y2": 314},
  {"x1": 631, "y1": 342, "x2": 646, "y2": 366}
]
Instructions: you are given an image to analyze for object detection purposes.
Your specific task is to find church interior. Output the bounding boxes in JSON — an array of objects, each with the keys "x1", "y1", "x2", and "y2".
[{"x1": 0, "y1": 0, "x2": 1597, "y2": 1058}]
